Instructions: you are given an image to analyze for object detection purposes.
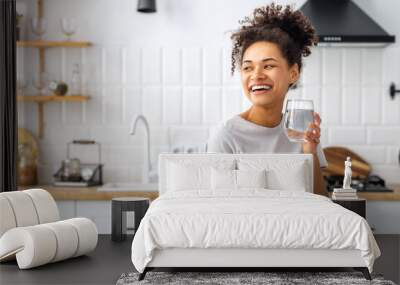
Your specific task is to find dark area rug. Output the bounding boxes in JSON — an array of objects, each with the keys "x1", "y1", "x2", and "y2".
[{"x1": 116, "y1": 271, "x2": 396, "y2": 285}]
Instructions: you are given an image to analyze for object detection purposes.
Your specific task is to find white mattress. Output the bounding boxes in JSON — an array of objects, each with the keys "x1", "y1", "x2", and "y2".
[{"x1": 131, "y1": 190, "x2": 380, "y2": 273}]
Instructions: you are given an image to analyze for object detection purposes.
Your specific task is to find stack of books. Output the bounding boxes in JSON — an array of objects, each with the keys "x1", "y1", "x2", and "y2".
[{"x1": 332, "y1": 188, "x2": 358, "y2": 200}]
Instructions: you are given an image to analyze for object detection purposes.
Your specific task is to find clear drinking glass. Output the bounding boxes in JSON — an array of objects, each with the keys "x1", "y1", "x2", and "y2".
[
  {"x1": 283, "y1": 99, "x2": 314, "y2": 142},
  {"x1": 61, "y1": 18, "x2": 77, "y2": 41},
  {"x1": 33, "y1": 72, "x2": 50, "y2": 95},
  {"x1": 17, "y1": 73, "x2": 28, "y2": 95},
  {"x1": 30, "y1": 17, "x2": 47, "y2": 40}
]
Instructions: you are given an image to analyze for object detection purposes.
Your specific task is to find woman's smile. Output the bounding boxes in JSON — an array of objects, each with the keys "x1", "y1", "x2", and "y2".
[
  {"x1": 249, "y1": 84, "x2": 273, "y2": 96},
  {"x1": 240, "y1": 41, "x2": 298, "y2": 109}
]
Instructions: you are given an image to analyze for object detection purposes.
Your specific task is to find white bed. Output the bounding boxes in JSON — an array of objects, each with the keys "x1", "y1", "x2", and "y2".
[{"x1": 131, "y1": 153, "x2": 380, "y2": 281}]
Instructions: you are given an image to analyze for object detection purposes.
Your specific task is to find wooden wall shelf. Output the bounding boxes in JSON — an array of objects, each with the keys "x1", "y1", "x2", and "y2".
[
  {"x1": 18, "y1": 95, "x2": 90, "y2": 103},
  {"x1": 17, "y1": 41, "x2": 92, "y2": 48},
  {"x1": 16, "y1": 0, "x2": 93, "y2": 140},
  {"x1": 18, "y1": 95, "x2": 90, "y2": 139}
]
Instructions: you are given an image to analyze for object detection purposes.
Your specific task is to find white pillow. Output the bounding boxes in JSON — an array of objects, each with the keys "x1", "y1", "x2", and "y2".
[
  {"x1": 211, "y1": 168, "x2": 267, "y2": 190},
  {"x1": 237, "y1": 169, "x2": 267, "y2": 189},
  {"x1": 211, "y1": 168, "x2": 236, "y2": 190},
  {"x1": 168, "y1": 162, "x2": 210, "y2": 191},
  {"x1": 237, "y1": 158, "x2": 308, "y2": 192},
  {"x1": 266, "y1": 161, "x2": 307, "y2": 191}
]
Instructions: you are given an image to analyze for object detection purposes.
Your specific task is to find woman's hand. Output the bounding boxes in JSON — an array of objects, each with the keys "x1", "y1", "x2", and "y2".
[{"x1": 302, "y1": 112, "x2": 321, "y2": 154}]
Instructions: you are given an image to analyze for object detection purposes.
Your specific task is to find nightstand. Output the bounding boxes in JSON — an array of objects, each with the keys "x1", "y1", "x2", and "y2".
[
  {"x1": 111, "y1": 197, "x2": 150, "y2": 242},
  {"x1": 331, "y1": 198, "x2": 366, "y2": 218}
]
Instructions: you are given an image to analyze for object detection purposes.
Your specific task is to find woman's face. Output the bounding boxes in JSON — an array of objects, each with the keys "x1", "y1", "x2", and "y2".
[{"x1": 240, "y1": 41, "x2": 299, "y2": 109}]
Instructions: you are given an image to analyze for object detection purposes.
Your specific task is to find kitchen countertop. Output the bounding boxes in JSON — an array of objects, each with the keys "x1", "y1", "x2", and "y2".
[
  {"x1": 356, "y1": 184, "x2": 400, "y2": 201},
  {"x1": 18, "y1": 184, "x2": 400, "y2": 201},
  {"x1": 18, "y1": 185, "x2": 158, "y2": 201}
]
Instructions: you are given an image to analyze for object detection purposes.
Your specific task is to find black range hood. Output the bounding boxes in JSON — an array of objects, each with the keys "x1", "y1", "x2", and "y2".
[{"x1": 300, "y1": 0, "x2": 395, "y2": 46}]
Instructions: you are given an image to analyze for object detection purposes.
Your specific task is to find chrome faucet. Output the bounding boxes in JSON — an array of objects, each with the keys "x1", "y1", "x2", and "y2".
[{"x1": 130, "y1": 114, "x2": 157, "y2": 183}]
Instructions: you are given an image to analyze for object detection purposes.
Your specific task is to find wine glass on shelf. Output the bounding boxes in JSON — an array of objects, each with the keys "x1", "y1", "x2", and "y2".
[
  {"x1": 61, "y1": 18, "x2": 77, "y2": 41},
  {"x1": 33, "y1": 72, "x2": 50, "y2": 95},
  {"x1": 17, "y1": 72, "x2": 29, "y2": 96},
  {"x1": 30, "y1": 17, "x2": 47, "y2": 40},
  {"x1": 283, "y1": 99, "x2": 314, "y2": 142}
]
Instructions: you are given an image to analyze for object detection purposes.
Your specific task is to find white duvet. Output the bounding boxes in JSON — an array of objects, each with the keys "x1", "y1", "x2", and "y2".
[{"x1": 131, "y1": 190, "x2": 380, "y2": 273}]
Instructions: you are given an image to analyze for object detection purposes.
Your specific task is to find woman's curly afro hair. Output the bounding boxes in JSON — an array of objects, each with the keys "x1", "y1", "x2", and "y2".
[{"x1": 230, "y1": 3, "x2": 318, "y2": 81}]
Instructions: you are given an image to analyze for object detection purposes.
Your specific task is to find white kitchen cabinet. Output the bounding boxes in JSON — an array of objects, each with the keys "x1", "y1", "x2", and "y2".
[
  {"x1": 57, "y1": 201, "x2": 76, "y2": 220},
  {"x1": 77, "y1": 201, "x2": 112, "y2": 234},
  {"x1": 56, "y1": 201, "x2": 113, "y2": 234}
]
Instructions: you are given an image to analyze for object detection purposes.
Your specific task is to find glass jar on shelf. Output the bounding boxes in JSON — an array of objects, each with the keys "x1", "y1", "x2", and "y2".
[{"x1": 69, "y1": 63, "x2": 81, "y2": 95}]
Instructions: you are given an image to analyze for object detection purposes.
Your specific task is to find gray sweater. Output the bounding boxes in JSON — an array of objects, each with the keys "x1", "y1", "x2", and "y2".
[{"x1": 206, "y1": 115, "x2": 328, "y2": 168}]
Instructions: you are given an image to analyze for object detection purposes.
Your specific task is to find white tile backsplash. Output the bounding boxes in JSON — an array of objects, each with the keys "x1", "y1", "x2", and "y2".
[
  {"x1": 142, "y1": 86, "x2": 162, "y2": 124},
  {"x1": 103, "y1": 86, "x2": 123, "y2": 124},
  {"x1": 182, "y1": 48, "x2": 202, "y2": 86},
  {"x1": 342, "y1": 86, "x2": 361, "y2": 125},
  {"x1": 65, "y1": 102, "x2": 83, "y2": 125},
  {"x1": 362, "y1": 49, "x2": 383, "y2": 86},
  {"x1": 203, "y1": 47, "x2": 222, "y2": 86},
  {"x1": 90, "y1": 126, "x2": 130, "y2": 145},
  {"x1": 123, "y1": 86, "x2": 142, "y2": 124},
  {"x1": 203, "y1": 87, "x2": 222, "y2": 124},
  {"x1": 322, "y1": 86, "x2": 341, "y2": 125},
  {"x1": 102, "y1": 146, "x2": 144, "y2": 167},
  {"x1": 301, "y1": 48, "x2": 321, "y2": 86},
  {"x1": 322, "y1": 48, "x2": 342, "y2": 86},
  {"x1": 343, "y1": 49, "x2": 361, "y2": 86},
  {"x1": 124, "y1": 46, "x2": 141, "y2": 85},
  {"x1": 104, "y1": 46, "x2": 122, "y2": 85},
  {"x1": 361, "y1": 86, "x2": 382, "y2": 125},
  {"x1": 329, "y1": 127, "x2": 367, "y2": 145},
  {"x1": 302, "y1": 86, "x2": 322, "y2": 113},
  {"x1": 349, "y1": 145, "x2": 387, "y2": 164},
  {"x1": 182, "y1": 87, "x2": 202, "y2": 124},
  {"x1": 163, "y1": 48, "x2": 182, "y2": 85},
  {"x1": 84, "y1": 95, "x2": 103, "y2": 124},
  {"x1": 163, "y1": 87, "x2": 182, "y2": 124},
  {"x1": 382, "y1": 47, "x2": 400, "y2": 86},
  {"x1": 368, "y1": 127, "x2": 400, "y2": 145},
  {"x1": 222, "y1": 86, "x2": 242, "y2": 121},
  {"x1": 142, "y1": 47, "x2": 162, "y2": 85}
]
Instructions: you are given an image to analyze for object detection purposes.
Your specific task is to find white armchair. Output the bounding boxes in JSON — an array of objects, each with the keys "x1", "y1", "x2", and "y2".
[{"x1": 0, "y1": 189, "x2": 98, "y2": 269}]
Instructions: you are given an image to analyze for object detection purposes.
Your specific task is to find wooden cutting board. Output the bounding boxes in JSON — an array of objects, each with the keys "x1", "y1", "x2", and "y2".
[{"x1": 322, "y1": 146, "x2": 371, "y2": 178}]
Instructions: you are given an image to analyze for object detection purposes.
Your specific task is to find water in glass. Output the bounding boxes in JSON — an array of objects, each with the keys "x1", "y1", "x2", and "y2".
[{"x1": 283, "y1": 99, "x2": 314, "y2": 142}]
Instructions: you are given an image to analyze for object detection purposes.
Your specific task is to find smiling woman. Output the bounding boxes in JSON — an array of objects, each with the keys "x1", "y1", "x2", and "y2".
[{"x1": 206, "y1": 3, "x2": 328, "y2": 196}]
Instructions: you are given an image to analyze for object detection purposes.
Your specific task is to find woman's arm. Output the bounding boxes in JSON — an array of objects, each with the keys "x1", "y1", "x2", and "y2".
[
  {"x1": 312, "y1": 153, "x2": 327, "y2": 196},
  {"x1": 302, "y1": 112, "x2": 327, "y2": 196}
]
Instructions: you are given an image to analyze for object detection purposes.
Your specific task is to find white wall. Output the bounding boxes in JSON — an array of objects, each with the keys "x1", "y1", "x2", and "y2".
[{"x1": 17, "y1": 0, "x2": 400, "y2": 184}]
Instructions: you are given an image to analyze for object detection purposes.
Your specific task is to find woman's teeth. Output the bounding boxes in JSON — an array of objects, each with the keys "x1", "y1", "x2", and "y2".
[{"x1": 251, "y1": 85, "x2": 272, "y2": 92}]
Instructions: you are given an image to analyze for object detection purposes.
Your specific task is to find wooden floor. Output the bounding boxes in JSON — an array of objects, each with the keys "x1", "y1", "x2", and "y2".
[{"x1": 0, "y1": 235, "x2": 399, "y2": 285}]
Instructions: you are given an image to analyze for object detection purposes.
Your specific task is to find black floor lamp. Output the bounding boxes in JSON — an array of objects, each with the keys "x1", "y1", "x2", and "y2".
[{"x1": 0, "y1": 0, "x2": 18, "y2": 192}]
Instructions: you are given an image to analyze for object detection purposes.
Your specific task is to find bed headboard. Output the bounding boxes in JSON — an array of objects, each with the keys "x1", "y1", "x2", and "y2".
[{"x1": 158, "y1": 153, "x2": 314, "y2": 195}]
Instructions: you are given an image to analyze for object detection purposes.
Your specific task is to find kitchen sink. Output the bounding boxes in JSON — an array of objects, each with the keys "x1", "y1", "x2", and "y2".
[{"x1": 98, "y1": 182, "x2": 158, "y2": 192}]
